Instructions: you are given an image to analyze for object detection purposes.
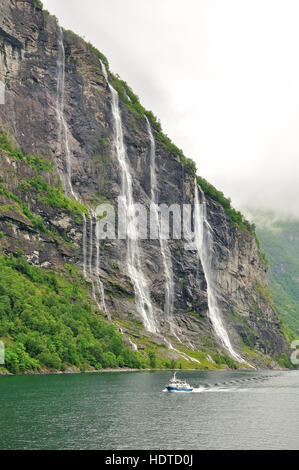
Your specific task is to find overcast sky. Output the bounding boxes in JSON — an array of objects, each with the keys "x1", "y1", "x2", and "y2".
[{"x1": 43, "y1": 0, "x2": 299, "y2": 218}]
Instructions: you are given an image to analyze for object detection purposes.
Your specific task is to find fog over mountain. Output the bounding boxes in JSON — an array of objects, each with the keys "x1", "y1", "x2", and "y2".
[{"x1": 43, "y1": 0, "x2": 299, "y2": 218}]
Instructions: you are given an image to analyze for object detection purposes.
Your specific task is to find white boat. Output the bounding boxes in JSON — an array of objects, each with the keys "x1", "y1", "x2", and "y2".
[{"x1": 166, "y1": 372, "x2": 193, "y2": 392}]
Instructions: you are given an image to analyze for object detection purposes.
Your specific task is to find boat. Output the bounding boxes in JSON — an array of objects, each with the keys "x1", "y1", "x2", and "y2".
[{"x1": 166, "y1": 372, "x2": 193, "y2": 392}]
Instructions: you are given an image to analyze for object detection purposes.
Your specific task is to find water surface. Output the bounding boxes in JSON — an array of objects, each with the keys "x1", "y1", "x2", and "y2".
[{"x1": 0, "y1": 370, "x2": 298, "y2": 449}]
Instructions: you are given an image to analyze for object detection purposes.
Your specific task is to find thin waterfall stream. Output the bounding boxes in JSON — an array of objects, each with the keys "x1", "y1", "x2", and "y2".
[
  {"x1": 82, "y1": 214, "x2": 87, "y2": 279},
  {"x1": 145, "y1": 117, "x2": 175, "y2": 320},
  {"x1": 56, "y1": 25, "x2": 108, "y2": 317},
  {"x1": 145, "y1": 117, "x2": 183, "y2": 345},
  {"x1": 56, "y1": 25, "x2": 75, "y2": 198}
]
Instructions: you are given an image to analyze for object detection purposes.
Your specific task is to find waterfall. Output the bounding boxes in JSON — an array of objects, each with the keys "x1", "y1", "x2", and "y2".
[
  {"x1": 56, "y1": 25, "x2": 75, "y2": 198},
  {"x1": 145, "y1": 117, "x2": 175, "y2": 320},
  {"x1": 82, "y1": 214, "x2": 87, "y2": 279},
  {"x1": 163, "y1": 337, "x2": 200, "y2": 364},
  {"x1": 100, "y1": 60, "x2": 108, "y2": 82},
  {"x1": 128, "y1": 338, "x2": 138, "y2": 351},
  {"x1": 88, "y1": 209, "x2": 109, "y2": 318},
  {"x1": 56, "y1": 27, "x2": 108, "y2": 318},
  {"x1": 145, "y1": 117, "x2": 200, "y2": 363},
  {"x1": 146, "y1": 117, "x2": 189, "y2": 349},
  {"x1": 100, "y1": 60, "x2": 157, "y2": 333},
  {"x1": 194, "y1": 180, "x2": 246, "y2": 364},
  {"x1": 88, "y1": 216, "x2": 93, "y2": 275}
]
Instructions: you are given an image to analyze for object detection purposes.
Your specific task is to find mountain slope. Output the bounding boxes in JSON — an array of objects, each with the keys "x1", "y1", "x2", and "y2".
[
  {"x1": 0, "y1": 0, "x2": 290, "y2": 372},
  {"x1": 250, "y1": 211, "x2": 299, "y2": 337}
]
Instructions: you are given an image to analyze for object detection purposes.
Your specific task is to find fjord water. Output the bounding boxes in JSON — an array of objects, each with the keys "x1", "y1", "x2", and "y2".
[{"x1": 1, "y1": 370, "x2": 298, "y2": 450}]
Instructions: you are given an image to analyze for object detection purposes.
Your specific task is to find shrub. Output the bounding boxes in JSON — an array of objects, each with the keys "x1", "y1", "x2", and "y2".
[
  {"x1": 32, "y1": 0, "x2": 43, "y2": 9},
  {"x1": 0, "y1": 183, "x2": 47, "y2": 232},
  {"x1": 27, "y1": 177, "x2": 88, "y2": 215},
  {"x1": 148, "y1": 350, "x2": 157, "y2": 368},
  {"x1": 197, "y1": 175, "x2": 255, "y2": 233},
  {"x1": 0, "y1": 133, "x2": 23, "y2": 160}
]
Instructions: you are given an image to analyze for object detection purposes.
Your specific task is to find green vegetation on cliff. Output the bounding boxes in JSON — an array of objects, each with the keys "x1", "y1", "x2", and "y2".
[
  {"x1": 0, "y1": 253, "x2": 242, "y2": 373},
  {"x1": 0, "y1": 253, "x2": 148, "y2": 374},
  {"x1": 196, "y1": 176, "x2": 255, "y2": 233},
  {"x1": 0, "y1": 182, "x2": 47, "y2": 232},
  {"x1": 23, "y1": 178, "x2": 88, "y2": 216},
  {"x1": 0, "y1": 132, "x2": 53, "y2": 172},
  {"x1": 0, "y1": 132, "x2": 88, "y2": 217},
  {"x1": 32, "y1": 0, "x2": 43, "y2": 10}
]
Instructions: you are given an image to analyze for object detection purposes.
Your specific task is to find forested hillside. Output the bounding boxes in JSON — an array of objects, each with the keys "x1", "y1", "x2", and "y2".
[{"x1": 248, "y1": 210, "x2": 299, "y2": 338}]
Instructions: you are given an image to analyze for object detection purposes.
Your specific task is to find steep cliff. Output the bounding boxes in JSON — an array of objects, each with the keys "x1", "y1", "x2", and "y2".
[
  {"x1": 247, "y1": 209, "x2": 299, "y2": 338},
  {"x1": 0, "y1": 0, "x2": 290, "y2": 370}
]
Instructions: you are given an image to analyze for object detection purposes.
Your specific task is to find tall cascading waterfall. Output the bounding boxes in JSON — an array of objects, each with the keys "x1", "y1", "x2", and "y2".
[
  {"x1": 100, "y1": 61, "x2": 157, "y2": 333},
  {"x1": 56, "y1": 25, "x2": 108, "y2": 317},
  {"x1": 194, "y1": 180, "x2": 247, "y2": 364}
]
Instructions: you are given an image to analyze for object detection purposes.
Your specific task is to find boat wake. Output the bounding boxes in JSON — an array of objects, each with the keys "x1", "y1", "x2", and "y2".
[
  {"x1": 163, "y1": 374, "x2": 274, "y2": 393},
  {"x1": 163, "y1": 386, "x2": 240, "y2": 393},
  {"x1": 192, "y1": 386, "x2": 244, "y2": 393}
]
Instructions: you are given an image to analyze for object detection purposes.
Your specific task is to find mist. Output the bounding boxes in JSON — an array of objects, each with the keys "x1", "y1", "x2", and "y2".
[{"x1": 43, "y1": 0, "x2": 299, "y2": 218}]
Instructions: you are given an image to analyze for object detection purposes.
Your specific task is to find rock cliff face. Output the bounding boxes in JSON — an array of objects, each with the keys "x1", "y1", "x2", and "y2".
[{"x1": 0, "y1": 0, "x2": 290, "y2": 368}]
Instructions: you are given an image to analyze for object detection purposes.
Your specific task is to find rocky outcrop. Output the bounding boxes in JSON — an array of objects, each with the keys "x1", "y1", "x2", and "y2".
[{"x1": 0, "y1": 0, "x2": 290, "y2": 368}]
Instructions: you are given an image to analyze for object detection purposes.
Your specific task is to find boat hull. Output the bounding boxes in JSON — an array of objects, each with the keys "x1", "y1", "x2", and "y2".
[{"x1": 166, "y1": 386, "x2": 193, "y2": 392}]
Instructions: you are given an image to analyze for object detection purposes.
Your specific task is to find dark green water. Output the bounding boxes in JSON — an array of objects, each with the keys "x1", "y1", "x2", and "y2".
[{"x1": 0, "y1": 370, "x2": 298, "y2": 450}]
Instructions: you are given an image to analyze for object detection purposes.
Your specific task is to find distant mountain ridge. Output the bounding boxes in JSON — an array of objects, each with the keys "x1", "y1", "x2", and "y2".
[{"x1": 246, "y1": 209, "x2": 299, "y2": 338}]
